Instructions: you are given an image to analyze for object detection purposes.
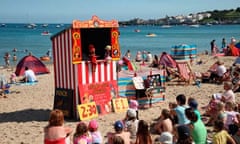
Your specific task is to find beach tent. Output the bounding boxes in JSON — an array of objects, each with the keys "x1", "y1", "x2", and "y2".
[
  {"x1": 159, "y1": 52, "x2": 177, "y2": 68},
  {"x1": 229, "y1": 44, "x2": 239, "y2": 56},
  {"x1": 171, "y1": 44, "x2": 197, "y2": 61},
  {"x1": 15, "y1": 55, "x2": 50, "y2": 76}
]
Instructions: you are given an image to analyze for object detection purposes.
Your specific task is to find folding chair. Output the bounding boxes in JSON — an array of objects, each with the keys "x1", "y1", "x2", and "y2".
[{"x1": 176, "y1": 62, "x2": 193, "y2": 85}]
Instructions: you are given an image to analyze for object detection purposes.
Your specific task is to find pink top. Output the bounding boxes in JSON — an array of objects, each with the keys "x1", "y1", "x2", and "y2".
[{"x1": 73, "y1": 135, "x2": 92, "y2": 144}]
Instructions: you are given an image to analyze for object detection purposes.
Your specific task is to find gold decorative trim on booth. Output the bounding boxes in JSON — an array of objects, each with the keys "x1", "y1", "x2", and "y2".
[{"x1": 72, "y1": 15, "x2": 119, "y2": 28}]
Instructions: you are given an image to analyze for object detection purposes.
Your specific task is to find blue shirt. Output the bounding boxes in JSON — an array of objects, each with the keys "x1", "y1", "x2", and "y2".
[{"x1": 174, "y1": 105, "x2": 190, "y2": 125}]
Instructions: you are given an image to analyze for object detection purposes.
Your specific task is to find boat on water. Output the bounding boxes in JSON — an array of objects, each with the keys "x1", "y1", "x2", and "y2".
[
  {"x1": 40, "y1": 56, "x2": 51, "y2": 61},
  {"x1": 189, "y1": 24, "x2": 200, "y2": 28},
  {"x1": 145, "y1": 33, "x2": 157, "y2": 37},
  {"x1": 56, "y1": 24, "x2": 61, "y2": 28},
  {"x1": 26, "y1": 23, "x2": 37, "y2": 29},
  {"x1": 1, "y1": 24, "x2": 6, "y2": 27},
  {"x1": 41, "y1": 31, "x2": 52, "y2": 36},
  {"x1": 134, "y1": 29, "x2": 140, "y2": 32},
  {"x1": 42, "y1": 24, "x2": 48, "y2": 28},
  {"x1": 161, "y1": 25, "x2": 172, "y2": 28}
]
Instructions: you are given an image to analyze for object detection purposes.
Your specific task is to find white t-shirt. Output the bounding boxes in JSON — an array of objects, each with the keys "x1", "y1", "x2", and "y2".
[
  {"x1": 24, "y1": 69, "x2": 37, "y2": 82},
  {"x1": 222, "y1": 89, "x2": 235, "y2": 103},
  {"x1": 217, "y1": 65, "x2": 226, "y2": 77}
]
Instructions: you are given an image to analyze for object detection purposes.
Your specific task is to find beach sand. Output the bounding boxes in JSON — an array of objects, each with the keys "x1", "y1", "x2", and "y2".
[{"x1": 0, "y1": 55, "x2": 239, "y2": 144}]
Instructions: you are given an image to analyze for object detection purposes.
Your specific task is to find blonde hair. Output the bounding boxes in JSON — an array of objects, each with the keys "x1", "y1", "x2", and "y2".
[
  {"x1": 224, "y1": 81, "x2": 232, "y2": 89},
  {"x1": 216, "y1": 102, "x2": 224, "y2": 111}
]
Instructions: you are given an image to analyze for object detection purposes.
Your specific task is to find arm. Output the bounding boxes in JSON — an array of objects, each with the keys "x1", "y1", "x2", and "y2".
[
  {"x1": 64, "y1": 126, "x2": 72, "y2": 137},
  {"x1": 233, "y1": 81, "x2": 240, "y2": 92},
  {"x1": 227, "y1": 134, "x2": 236, "y2": 144}
]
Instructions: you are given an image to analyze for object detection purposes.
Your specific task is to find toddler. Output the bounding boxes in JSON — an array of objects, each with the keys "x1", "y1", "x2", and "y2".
[
  {"x1": 88, "y1": 120, "x2": 102, "y2": 144},
  {"x1": 73, "y1": 122, "x2": 92, "y2": 144}
]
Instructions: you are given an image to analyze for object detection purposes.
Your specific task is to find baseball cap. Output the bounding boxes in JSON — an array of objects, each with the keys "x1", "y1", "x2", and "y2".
[
  {"x1": 114, "y1": 120, "x2": 124, "y2": 131},
  {"x1": 189, "y1": 99, "x2": 198, "y2": 109}
]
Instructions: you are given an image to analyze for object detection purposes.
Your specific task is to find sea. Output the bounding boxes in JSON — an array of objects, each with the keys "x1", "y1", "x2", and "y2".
[{"x1": 0, "y1": 23, "x2": 240, "y2": 66}]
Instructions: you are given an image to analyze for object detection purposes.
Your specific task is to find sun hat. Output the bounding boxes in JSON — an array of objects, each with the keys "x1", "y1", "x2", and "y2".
[
  {"x1": 127, "y1": 108, "x2": 137, "y2": 118},
  {"x1": 129, "y1": 100, "x2": 139, "y2": 110},
  {"x1": 88, "y1": 119, "x2": 98, "y2": 129},
  {"x1": 157, "y1": 132, "x2": 173, "y2": 144},
  {"x1": 105, "y1": 45, "x2": 111, "y2": 50},
  {"x1": 114, "y1": 120, "x2": 124, "y2": 131},
  {"x1": 212, "y1": 93, "x2": 222, "y2": 100},
  {"x1": 177, "y1": 125, "x2": 190, "y2": 139}
]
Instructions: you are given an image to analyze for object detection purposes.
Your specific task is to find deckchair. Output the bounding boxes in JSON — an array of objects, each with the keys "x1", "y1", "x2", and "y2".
[{"x1": 175, "y1": 62, "x2": 193, "y2": 84}]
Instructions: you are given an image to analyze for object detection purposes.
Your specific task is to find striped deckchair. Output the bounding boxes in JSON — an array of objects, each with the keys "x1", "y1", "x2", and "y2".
[{"x1": 176, "y1": 62, "x2": 193, "y2": 84}]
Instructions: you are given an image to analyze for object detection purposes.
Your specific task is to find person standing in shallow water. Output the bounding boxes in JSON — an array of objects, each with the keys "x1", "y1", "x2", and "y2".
[
  {"x1": 125, "y1": 50, "x2": 131, "y2": 60},
  {"x1": 222, "y1": 38, "x2": 226, "y2": 49},
  {"x1": 4, "y1": 52, "x2": 10, "y2": 67},
  {"x1": 210, "y1": 40, "x2": 218, "y2": 55}
]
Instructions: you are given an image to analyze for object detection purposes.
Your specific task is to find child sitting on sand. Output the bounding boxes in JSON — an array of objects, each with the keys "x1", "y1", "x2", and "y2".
[
  {"x1": 224, "y1": 101, "x2": 239, "y2": 135},
  {"x1": 10, "y1": 73, "x2": 16, "y2": 84},
  {"x1": 88, "y1": 119, "x2": 102, "y2": 144},
  {"x1": 107, "y1": 120, "x2": 131, "y2": 144},
  {"x1": 202, "y1": 93, "x2": 222, "y2": 116},
  {"x1": 213, "y1": 120, "x2": 236, "y2": 144},
  {"x1": 73, "y1": 122, "x2": 92, "y2": 144},
  {"x1": 123, "y1": 108, "x2": 139, "y2": 141},
  {"x1": 206, "y1": 101, "x2": 226, "y2": 126},
  {"x1": 135, "y1": 120, "x2": 152, "y2": 144},
  {"x1": 154, "y1": 108, "x2": 173, "y2": 134},
  {"x1": 221, "y1": 81, "x2": 235, "y2": 103}
]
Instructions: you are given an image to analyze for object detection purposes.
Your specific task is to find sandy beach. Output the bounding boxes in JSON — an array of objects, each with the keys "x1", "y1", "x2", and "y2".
[{"x1": 0, "y1": 55, "x2": 240, "y2": 144}]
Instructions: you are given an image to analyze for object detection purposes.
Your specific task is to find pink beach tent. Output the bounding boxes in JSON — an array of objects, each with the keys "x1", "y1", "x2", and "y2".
[{"x1": 15, "y1": 55, "x2": 50, "y2": 76}]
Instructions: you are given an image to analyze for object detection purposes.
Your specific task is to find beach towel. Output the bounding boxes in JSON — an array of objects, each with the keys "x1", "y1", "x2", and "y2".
[{"x1": 15, "y1": 81, "x2": 38, "y2": 86}]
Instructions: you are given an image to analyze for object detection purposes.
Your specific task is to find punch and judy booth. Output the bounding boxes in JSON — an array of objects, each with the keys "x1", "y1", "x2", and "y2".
[{"x1": 51, "y1": 16, "x2": 121, "y2": 119}]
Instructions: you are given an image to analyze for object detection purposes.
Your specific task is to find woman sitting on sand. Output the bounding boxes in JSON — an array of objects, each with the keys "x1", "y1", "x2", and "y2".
[
  {"x1": 149, "y1": 55, "x2": 159, "y2": 68},
  {"x1": 44, "y1": 109, "x2": 72, "y2": 144}
]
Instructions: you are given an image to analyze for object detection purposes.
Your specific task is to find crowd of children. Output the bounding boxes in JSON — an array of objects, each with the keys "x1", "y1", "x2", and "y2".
[
  {"x1": 45, "y1": 86, "x2": 240, "y2": 144},
  {"x1": 44, "y1": 60, "x2": 240, "y2": 144}
]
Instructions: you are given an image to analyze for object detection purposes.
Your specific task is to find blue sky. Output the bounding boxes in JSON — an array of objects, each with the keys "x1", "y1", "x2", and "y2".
[{"x1": 1, "y1": 0, "x2": 240, "y2": 23}]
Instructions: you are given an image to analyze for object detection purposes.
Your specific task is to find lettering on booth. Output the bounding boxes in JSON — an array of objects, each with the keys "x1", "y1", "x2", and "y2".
[
  {"x1": 77, "y1": 102, "x2": 98, "y2": 120},
  {"x1": 112, "y1": 98, "x2": 129, "y2": 113},
  {"x1": 54, "y1": 88, "x2": 73, "y2": 119}
]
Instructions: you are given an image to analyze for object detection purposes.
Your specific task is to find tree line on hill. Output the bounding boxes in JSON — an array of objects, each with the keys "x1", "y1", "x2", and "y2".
[{"x1": 119, "y1": 7, "x2": 240, "y2": 25}]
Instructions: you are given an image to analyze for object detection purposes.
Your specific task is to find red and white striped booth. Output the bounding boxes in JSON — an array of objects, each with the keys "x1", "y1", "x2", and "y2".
[{"x1": 51, "y1": 16, "x2": 121, "y2": 119}]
